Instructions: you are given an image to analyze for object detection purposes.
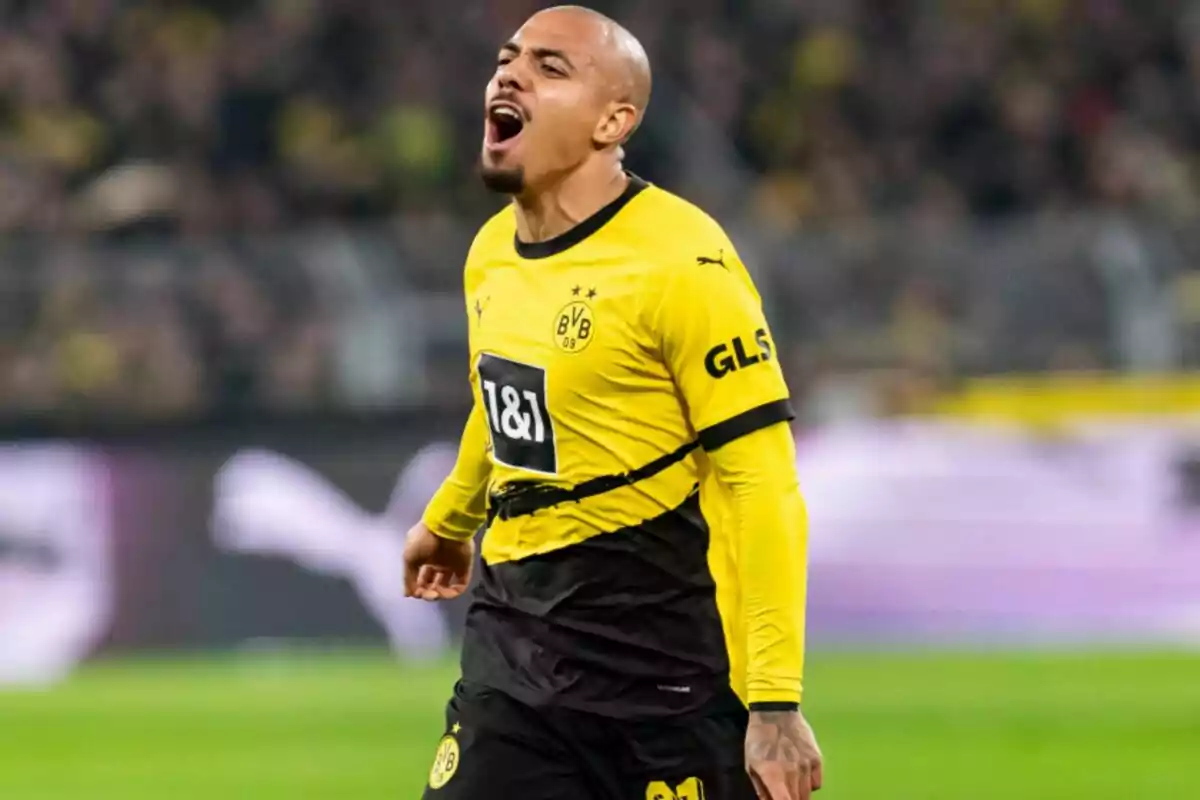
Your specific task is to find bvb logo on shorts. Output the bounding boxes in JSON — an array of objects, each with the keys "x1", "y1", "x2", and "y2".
[
  {"x1": 428, "y1": 734, "x2": 461, "y2": 790},
  {"x1": 553, "y1": 301, "x2": 595, "y2": 353}
]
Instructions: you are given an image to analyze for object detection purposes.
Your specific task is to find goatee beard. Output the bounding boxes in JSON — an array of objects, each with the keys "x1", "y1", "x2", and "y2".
[{"x1": 479, "y1": 162, "x2": 526, "y2": 195}]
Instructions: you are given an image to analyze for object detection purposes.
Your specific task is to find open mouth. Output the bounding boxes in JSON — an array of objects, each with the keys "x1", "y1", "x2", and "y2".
[{"x1": 486, "y1": 102, "x2": 526, "y2": 148}]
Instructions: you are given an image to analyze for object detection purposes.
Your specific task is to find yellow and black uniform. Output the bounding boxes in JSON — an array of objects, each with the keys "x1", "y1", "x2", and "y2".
[{"x1": 421, "y1": 175, "x2": 808, "y2": 800}]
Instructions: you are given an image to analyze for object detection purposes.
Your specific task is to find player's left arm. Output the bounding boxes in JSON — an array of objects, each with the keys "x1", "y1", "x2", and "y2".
[
  {"x1": 715, "y1": 423, "x2": 822, "y2": 799},
  {"x1": 655, "y1": 247, "x2": 822, "y2": 799}
]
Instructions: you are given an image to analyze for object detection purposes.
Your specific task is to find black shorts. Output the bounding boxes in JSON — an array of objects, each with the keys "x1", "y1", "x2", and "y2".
[{"x1": 421, "y1": 680, "x2": 757, "y2": 800}]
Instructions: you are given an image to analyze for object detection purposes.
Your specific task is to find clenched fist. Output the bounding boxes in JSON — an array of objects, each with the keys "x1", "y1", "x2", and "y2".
[{"x1": 402, "y1": 522, "x2": 475, "y2": 601}]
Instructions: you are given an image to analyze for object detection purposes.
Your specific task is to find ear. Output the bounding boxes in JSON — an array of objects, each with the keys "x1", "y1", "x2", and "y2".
[{"x1": 593, "y1": 103, "x2": 639, "y2": 148}]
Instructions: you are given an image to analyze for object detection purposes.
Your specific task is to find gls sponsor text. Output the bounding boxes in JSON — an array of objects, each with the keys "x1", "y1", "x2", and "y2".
[{"x1": 704, "y1": 329, "x2": 774, "y2": 378}]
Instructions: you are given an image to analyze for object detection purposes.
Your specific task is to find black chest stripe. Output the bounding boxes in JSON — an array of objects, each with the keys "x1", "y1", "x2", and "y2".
[{"x1": 488, "y1": 439, "x2": 699, "y2": 521}]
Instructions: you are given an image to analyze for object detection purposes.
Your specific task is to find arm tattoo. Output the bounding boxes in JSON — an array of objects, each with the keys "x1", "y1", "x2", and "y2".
[{"x1": 746, "y1": 711, "x2": 806, "y2": 764}]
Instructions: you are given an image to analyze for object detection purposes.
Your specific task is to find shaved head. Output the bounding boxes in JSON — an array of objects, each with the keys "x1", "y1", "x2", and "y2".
[
  {"x1": 533, "y1": 5, "x2": 652, "y2": 123},
  {"x1": 480, "y1": 5, "x2": 652, "y2": 196}
]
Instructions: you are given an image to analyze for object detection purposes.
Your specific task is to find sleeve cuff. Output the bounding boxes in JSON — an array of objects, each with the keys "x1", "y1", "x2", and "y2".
[
  {"x1": 748, "y1": 701, "x2": 800, "y2": 712},
  {"x1": 421, "y1": 509, "x2": 482, "y2": 542},
  {"x1": 747, "y1": 684, "x2": 803, "y2": 707},
  {"x1": 697, "y1": 399, "x2": 795, "y2": 451}
]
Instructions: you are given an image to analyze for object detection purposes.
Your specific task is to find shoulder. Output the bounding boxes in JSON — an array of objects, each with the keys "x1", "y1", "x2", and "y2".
[
  {"x1": 627, "y1": 184, "x2": 738, "y2": 266},
  {"x1": 628, "y1": 184, "x2": 760, "y2": 302},
  {"x1": 463, "y1": 206, "x2": 516, "y2": 283}
]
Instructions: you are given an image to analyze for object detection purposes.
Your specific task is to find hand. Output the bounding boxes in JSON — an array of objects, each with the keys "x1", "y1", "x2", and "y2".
[
  {"x1": 402, "y1": 522, "x2": 475, "y2": 601},
  {"x1": 745, "y1": 709, "x2": 823, "y2": 800}
]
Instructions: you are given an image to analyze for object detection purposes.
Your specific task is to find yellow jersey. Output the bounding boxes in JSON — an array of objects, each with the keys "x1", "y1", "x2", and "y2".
[{"x1": 425, "y1": 174, "x2": 803, "y2": 719}]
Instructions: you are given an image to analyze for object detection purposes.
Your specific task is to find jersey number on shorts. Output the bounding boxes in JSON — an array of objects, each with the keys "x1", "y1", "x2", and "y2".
[
  {"x1": 477, "y1": 353, "x2": 557, "y2": 474},
  {"x1": 646, "y1": 777, "x2": 705, "y2": 800}
]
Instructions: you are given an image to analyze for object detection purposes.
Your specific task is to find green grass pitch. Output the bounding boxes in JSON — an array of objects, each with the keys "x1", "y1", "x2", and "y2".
[{"x1": 1, "y1": 649, "x2": 1197, "y2": 799}]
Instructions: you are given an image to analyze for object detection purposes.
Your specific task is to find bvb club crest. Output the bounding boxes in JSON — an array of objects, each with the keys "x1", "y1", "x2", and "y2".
[
  {"x1": 428, "y1": 733, "x2": 461, "y2": 790},
  {"x1": 554, "y1": 299, "x2": 595, "y2": 353}
]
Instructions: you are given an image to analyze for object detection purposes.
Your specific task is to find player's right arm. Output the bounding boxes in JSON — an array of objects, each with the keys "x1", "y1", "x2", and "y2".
[
  {"x1": 403, "y1": 402, "x2": 489, "y2": 601},
  {"x1": 421, "y1": 249, "x2": 495, "y2": 541},
  {"x1": 404, "y1": 246, "x2": 496, "y2": 600},
  {"x1": 421, "y1": 401, "x2": 491, "y2": 541}
]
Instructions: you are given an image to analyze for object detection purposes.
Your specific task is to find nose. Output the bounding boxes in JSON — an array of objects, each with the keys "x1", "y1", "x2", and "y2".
[{"x1": 494, "y1": 58, "x2": 528, "y2": 94}]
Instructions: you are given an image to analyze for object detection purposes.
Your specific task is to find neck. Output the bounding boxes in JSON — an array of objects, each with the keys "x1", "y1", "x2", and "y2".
[{"x1": 513, "y1": 159, "x2": 629, "y2": 244}]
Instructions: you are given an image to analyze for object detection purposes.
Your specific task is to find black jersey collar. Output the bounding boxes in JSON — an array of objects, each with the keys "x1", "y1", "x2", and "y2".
[{"x1": 513, "y1": 173, "x2": 648, "y2": 260}]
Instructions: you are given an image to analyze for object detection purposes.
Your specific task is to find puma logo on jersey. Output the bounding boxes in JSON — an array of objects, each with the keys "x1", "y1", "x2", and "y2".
[
  {"x1": 696, "y1": 250, "x2": 726, "y2": 269},
  {"x1": 704, "y1": 328, "x2": 773, "y2": 378}
]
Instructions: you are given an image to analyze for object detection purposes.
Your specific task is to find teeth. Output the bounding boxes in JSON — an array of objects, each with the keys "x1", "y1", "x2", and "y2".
[{"x1": 492, "y1": 106, "x2": 521, "y2": 121}]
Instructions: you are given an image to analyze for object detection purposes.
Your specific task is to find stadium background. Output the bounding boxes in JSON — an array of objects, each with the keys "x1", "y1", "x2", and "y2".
[{"x1": 1, "y1": 0, "x2": 1198, "y2": 797}]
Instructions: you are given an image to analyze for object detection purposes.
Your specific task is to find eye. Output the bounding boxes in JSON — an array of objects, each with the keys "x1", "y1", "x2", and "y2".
[
  {"x1": 542, "y1": 63, "x2": 566, "y2": 77},
  {"x1": 497, "y1": 55, "x2": 513, "y2": 66}
]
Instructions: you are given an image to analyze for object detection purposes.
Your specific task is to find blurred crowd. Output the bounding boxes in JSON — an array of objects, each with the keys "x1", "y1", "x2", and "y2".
[
  {"x1": 0, "y1": 238, "x2": 336, "y2": 420},
  {"x1": 0, "y1": 0, "x2": 1198, "y2": 421}
]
